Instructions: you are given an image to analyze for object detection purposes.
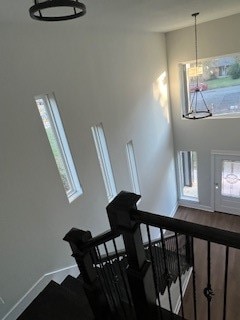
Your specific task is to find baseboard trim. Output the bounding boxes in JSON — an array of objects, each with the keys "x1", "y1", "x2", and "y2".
[
  {"x1": 178, "y1": 200, "x2": 213, "y2": 212},
  {"x1": 2, "y1": 265, "x2": 79, "y2": 320},
  {"x1": 175, "y1": 267, "x2": 193, "y2": 314},
  {"x1": 169, "y1": 202, "x2": 179, "y2": 217}
]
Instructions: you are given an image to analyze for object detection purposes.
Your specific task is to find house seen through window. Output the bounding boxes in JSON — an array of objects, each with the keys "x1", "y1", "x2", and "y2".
[
  {"x1": 35, "y1": 94, "x2": 82, "y2": 203},
  {"x1": 182, "y1": 53, "x2": 240, "y2": 118}
]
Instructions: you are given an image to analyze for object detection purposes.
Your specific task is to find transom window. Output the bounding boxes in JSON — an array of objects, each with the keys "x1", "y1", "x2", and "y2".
[
  {"x1": 35, "y1": 94, "x2": 83, "y2": 203},
  {"x1": 181, "y1": 53, "x2": 240, "y2": 118}
]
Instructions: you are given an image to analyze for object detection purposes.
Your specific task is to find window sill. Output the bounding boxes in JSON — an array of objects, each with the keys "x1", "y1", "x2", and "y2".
[
  {"x1": 68, "y1": 189, "x2": 83, "y2": 203},
  {"x1": 179, "y1": 196, "x2": 199, "y2": 203}
]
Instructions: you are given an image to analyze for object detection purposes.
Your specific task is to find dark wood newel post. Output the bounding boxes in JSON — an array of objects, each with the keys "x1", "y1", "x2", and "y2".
[
  {"x1": 63, "y1": 228, "x2": 97, "y2": 284},
  {"x1": 63, "y1": 228, "x2": 109, "y2": 319},
  {"x1": 107, "y1": 191, "x2": 156, "y2": 319}
]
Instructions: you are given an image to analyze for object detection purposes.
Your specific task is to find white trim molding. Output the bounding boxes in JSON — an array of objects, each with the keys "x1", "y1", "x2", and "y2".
[
  {"x1": 178, "y1": 199, "x2": 213, "y2": 212},
  {"x1": 169, "y1": 202, "x2": 179, "y2": 218},
  {"x1": 2, "y1": 265, "x2": 79, "y2": 320},
  {"x1": 175, "y1": 267, "x2": 193, "y2": 314},
  {"x1": 211, "y1": 150, "x2": 240, "y2": 157}
]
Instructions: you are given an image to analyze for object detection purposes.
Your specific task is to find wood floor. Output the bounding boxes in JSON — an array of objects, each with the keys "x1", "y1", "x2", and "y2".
[{"x1": 174, "y1": 206, "x2": 240, "y2": 320}]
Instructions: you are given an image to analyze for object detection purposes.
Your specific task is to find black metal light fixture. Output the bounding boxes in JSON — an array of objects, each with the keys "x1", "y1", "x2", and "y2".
[
  {"x1": 29, "y1": 0, "x2": 86, "y2": 21},
  {"x1": 183, "y1": 13, "x2": 212, "y2": 120}
]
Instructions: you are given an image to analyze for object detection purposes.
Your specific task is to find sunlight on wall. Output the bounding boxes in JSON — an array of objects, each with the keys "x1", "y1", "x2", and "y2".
[{"x1": 153, "y1": 71, "x2": 170, "y2": 123}]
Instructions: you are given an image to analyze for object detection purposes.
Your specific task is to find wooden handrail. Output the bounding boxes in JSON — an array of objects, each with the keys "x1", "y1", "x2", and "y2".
[
  {"x1": 131, "y1": 208, "x2": 240, "y2": 250},
  {"x1": 79, "y1": 230, "x2": 120, "y2": 251}
]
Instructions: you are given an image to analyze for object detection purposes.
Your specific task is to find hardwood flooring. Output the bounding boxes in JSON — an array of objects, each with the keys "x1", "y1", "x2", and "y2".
[{"x1": 174, "y1": 206, "x2": 240, "y2": 320}]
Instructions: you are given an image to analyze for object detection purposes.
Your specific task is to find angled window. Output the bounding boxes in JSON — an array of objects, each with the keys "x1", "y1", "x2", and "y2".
[
  {"x1": 91, "y1": 123, "x2": 116, "y2": 202},
  {"x1": 178, "y1": 151, "x2": 198, "y2": 200},
  {"x1": 35, "y1": 94, "x2": 82, "y2": 203},
  {"x1": 181, "y1": 53, "x2": 240, "y2": 118},
  {"x1": 126, "y1": 141, "x2": 141, "y2": 194}
]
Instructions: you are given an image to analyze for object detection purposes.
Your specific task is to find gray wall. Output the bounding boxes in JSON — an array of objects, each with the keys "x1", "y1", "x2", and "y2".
[
  {"x1": 166, "y1": 13, "x2": 240, "y2": 209},
  {"x1": 0, "y1": 23, "x2": 176, "y2": 318}
]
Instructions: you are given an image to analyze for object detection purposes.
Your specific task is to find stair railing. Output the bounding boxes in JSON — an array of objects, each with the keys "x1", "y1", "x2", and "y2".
[
  {"x1": 128, "y1": 197, "x2": 240, "y2": 320},
  {"x1": 64, "y1": 227, "x2": 136, "y2": 320},
  {"x1": 64, "y1": 191, "x2": 240, "y2": 319}
]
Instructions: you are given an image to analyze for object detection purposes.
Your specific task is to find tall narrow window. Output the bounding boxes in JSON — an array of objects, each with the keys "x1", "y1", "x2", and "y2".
[
  {"x1": 91, "y1": 123, "x2": 116, "y2": 202},
  {"x1": 178, "y1": 151, "x2": 198, "y2": 200},
  {"x1": 35, "y1": 94, "x2": 82, "y2": 203},
  {"x1": 126, "y1": 141, "x2": 141, "y2": 194}
]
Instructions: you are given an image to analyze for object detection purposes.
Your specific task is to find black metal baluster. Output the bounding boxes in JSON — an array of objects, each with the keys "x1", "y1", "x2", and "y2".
[
  {"x1": 160, "y1": 228, "x2": 173, "y2": 314},
  {"x1": 96, "y1": 245, "x2": 118, "y2": 313},
  {"x1": 89, "y1": 249, "x2": 112, "y2": 311},
  {"x1": 146, "y1": 225, "x2": 163, "y2": 320},
  {"x1": 112, "y1": 238, "x2": 134, "y2": 316},
  {"x1": 103, "y1": 242, "x2": 128, "y2": 319},
  {"x1": 175, "y1": 232, "x2": 185, "y2": 319},
  {"x1": 191, "y1": 237, "x2": 197, "y2": 320},
  {"x1": 156, "y1": 237, "x2": 164, "y2": 295},
  {"x1": 204, "y1": 241, "x2": 214, "y2": 320},
  {"x1": 223, "y1": 246, "x2": 229, "y2": 320}
]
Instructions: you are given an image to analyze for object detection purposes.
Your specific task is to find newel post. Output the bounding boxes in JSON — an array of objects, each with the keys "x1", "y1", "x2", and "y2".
[
  {"x1": 63, "y1": 229, "x2": 109, "y2": 319},
  {"x1": 63, "y1": 228, "x2": 97, "y2": 284},
  {"x1": 107, "y1": 191, "x2": 156, "y2": 319}
]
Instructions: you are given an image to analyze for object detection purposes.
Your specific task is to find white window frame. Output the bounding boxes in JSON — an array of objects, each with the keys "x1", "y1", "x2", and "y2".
[
  {"x1": 35, "y1": 93, "x2": 83, "y2": 203},
  {"x1": 126, "y1": 141, "x2": 141, "y2": 194},
  {"x1": 91, "y1": 123, "x2": 117, "y2": 202},
  {"x1": 180, "y1": 53, "x2": 240, "y2": 119},
  {"x1": 178, "y1": 151, "x2": 199, "y2": 201}
]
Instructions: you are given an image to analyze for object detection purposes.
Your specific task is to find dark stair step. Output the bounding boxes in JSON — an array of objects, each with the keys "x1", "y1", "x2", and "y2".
[
  {"x1": 160, "y1": 307, "x2": 186, "y2": 320},
  {"x1": 145, "y1": 246, "x2": 190, "y2": 294},
  {"x1": 17, "y1": 280, "x2": 94, "y2": 320},
  {"x1": 77, "y1": 274, "x2": 115, "y2": 320},
  {"x1": 61, "y1": 275, "x2": 94, "y2": 319}
]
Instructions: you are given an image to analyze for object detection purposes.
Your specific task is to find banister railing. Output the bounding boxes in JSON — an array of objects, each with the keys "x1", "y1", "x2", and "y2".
[
  {"x1": 64, "y1": 191, "x2": 240, "y2": 320},
  {"x1": 131, "y1": 208, "x2": 240, "y2": 249}
]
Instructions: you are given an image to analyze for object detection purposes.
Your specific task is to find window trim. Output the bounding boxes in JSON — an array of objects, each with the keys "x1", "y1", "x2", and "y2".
[
  {"x1": 91, "y1": 123, "x2": 117, "y2": 202},
  {"x1": 35, "y1": 93, "x2": 83, "y2": 203},
  {"x1": 126, "y1": 140, "x2": 141, "y2": 195},
  {"x1": 178, "y1": 151, "x2": 199, "y2": 201},
  {"x1": 180, "y1": 52, "x2": 240, "y2": 120}
]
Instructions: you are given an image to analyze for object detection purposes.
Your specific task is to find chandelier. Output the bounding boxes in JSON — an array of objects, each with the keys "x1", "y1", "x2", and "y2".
[
  {"x1": 183, "y1": 13, "x2": 212, "y2": 120},
  {"x1": 29, "y1": 0, "x2": 86, "y2": 21}
]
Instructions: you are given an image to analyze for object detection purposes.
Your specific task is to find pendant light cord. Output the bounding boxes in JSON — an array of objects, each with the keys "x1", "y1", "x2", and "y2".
[{"x1": 192, "y1": 12, "x2": 199, "y2": 87}]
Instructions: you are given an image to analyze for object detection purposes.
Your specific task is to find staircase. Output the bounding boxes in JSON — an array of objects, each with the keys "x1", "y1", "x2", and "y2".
[
  {"x1": 17, "y1": 276, "x2": 184, "y2": 320},
  {"x1": 17, "y1": 276, "x2": 94, "y2": 320},
  {"x1": 17, "y1": 239, "x2": 189, "y2": 319},
  {"x1": 16, "y1": 191, "x2": 240, "y2": 319}
]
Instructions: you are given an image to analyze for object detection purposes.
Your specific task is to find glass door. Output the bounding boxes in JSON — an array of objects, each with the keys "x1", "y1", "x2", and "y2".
[{"x1": 215, "y1": 154, "x2": 240, "y2": 215}]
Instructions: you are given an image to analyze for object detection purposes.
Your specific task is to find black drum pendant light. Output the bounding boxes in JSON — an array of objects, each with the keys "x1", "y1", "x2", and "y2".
[
  {"x1": 183, "y1": 13, "x2": 212, "y2": 120},
  {"x1": 29, "y1": 0, "x2": 86, "y2": 21}
]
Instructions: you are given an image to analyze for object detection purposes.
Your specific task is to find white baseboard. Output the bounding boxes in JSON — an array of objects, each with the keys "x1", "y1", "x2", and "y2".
[
  {"x1": 175, "y1": 267, "x2": 193, "y2": 314},
  {"x1": 169, "y1": 202, "x2": 179, "y2": 217},
  {"x1": 160, "y1": 267, "x2": 192, "y2": 313},
  {"x1": 2, "y1": 265, "x2": 79, "y2": 320},
  {"x1": 178, "y1": 200, "x2": 213, "y2": 212}
]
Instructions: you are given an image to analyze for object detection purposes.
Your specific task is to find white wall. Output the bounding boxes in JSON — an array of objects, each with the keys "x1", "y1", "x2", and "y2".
[
  {"x1": 166, "y1": 13, "x2": 240, "y2": 209},
  {"x1": 0, "y1": 22, "x2": 176, "y2": 318}
]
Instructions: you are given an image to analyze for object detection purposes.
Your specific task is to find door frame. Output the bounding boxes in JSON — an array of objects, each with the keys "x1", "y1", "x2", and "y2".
[{"x1": 211, "y1": 150, "x2": 240, "y2": 212}]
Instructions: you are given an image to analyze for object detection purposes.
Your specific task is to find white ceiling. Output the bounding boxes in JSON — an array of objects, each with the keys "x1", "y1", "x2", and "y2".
[{"x1": 2, "y1": 0, "x2": 240, "y2": 32}]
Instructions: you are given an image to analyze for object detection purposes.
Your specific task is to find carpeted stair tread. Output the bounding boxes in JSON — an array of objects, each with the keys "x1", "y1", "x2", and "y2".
[
  {"x1": 61, "y1": 275, "x2": 94, "y2": 319},
  {"x1": 17, "y1": 280, "x2": 94, "y2": 320},
  {"x1": 145, "y1": 245, "x2": 190, "y2": 295}
]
